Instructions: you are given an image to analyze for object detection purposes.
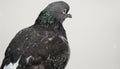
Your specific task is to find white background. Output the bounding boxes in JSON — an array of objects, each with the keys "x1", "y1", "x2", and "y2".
[{"x1": 0, "y1": 0, "x2": 120, "y2": 69}]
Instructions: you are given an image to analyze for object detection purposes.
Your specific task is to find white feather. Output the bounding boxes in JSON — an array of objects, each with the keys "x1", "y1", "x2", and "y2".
[
  {"x1": 26, "y1": 56, "x2": 33, "y2": 63},
  {"x1": 3, "y1": 57, "x2": 21, "y2": 69},
  {"x1": 59, "y1": 35, "x2": 68, "y2": 44}
]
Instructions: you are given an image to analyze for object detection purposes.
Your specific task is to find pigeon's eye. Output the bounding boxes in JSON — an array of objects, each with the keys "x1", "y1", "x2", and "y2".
[{"x1": 63, "y1": 9, "x2": 67, "y2": 14}]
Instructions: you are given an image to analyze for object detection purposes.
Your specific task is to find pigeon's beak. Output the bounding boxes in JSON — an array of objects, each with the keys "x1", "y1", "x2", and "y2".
[{"x1": 66, "y1": 14, "x2": 72, "y2": 18}]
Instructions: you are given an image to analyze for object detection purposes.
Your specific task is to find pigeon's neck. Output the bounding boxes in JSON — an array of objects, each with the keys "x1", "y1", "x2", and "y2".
[
  {"x1": 34, "y1": 20, "x2": 65, "y2": 31},
  {"x1": 35, "y1": 11, "x2": 56, "y2": 25},
  {"x1": 34, "y1": 11, "x2": 65, "y2": 32},
  {"x1": 34, "y1": 13, "x2": 65, "y2": 34}
]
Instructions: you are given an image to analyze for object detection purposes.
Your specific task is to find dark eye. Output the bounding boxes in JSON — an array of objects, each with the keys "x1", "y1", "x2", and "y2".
[{"x1": 63, "y1": 9, "x2": 67, "y2": 14}]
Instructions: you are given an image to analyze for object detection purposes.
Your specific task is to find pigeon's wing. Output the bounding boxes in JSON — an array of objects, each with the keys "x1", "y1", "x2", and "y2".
[
  {"x1": 0, "y1": 27, "x2": 30, "y2": 69},
  {"x1": 0, "y1": 27, "x2": 49, "y2": 69}
]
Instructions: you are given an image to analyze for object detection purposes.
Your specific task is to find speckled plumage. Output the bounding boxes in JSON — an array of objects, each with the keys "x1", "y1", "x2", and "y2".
[{"x1": 0, "y1": 1, "x2": 71, "y2": 69}]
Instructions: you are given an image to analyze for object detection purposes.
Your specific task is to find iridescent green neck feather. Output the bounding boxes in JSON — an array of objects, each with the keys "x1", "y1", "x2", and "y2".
[{"x1": 35, "y1": 11, "x2": 54, "y2": 25}]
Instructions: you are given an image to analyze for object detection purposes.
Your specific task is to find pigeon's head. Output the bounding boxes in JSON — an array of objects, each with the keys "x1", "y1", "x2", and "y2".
[
  {"x1": 45, "y1": 1, "x2": 72, "y2": 19},
  {"x1": 36, "y1": 1, "x2": 72, "y2": 24}
]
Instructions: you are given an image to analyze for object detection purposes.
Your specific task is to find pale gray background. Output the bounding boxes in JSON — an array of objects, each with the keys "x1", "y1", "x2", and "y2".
[{"x1": 0, "y1": 0, "x2": 120, "y2": 69}]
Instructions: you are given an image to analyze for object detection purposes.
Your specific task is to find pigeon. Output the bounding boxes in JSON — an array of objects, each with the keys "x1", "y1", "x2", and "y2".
[{"x1": 0, "y1": 1, "x2": 72, "y2": 69}]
